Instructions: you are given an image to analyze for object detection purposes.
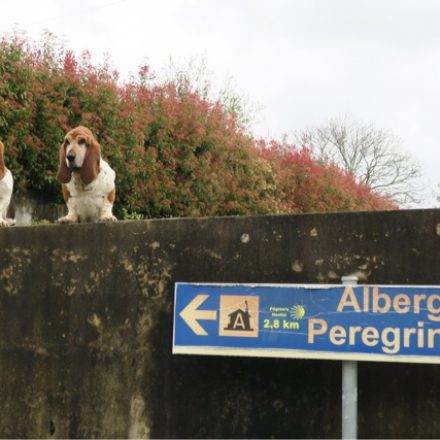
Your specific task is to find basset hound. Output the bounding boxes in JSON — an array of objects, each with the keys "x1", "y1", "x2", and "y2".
[
  {"x1": 56, "y1": 126, "x2": 117, "y2": 223},
  {"x1": 0, "y1": 140, "x2": 14, "y2": 227}
]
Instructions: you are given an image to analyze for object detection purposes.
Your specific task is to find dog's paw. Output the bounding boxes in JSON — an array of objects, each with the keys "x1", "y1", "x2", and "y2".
[
  {"x1": 57, "y1": 215, "x2": 77, "y2": 224},
  {"x1": 99, "y1": 214, "x2": 117, "y2": 223},
  {"x1": 0, "y1": 218, "x2": 8, "y2": 227}
]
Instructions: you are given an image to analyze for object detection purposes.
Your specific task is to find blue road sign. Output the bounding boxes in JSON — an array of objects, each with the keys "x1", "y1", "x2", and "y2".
[{"x1": 173, "y1": 283, "x2": 440, "y2": 364}]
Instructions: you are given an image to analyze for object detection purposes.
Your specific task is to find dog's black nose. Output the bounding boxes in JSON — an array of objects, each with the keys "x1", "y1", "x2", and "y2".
[{"x1": 66, "y1": 152, "x2": 76, "y2": 162}]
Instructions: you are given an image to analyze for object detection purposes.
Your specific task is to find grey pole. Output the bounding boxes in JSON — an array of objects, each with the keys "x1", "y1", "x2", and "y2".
[{"x1": 341, "y1": 276, "x2": 358, "y2": 440}]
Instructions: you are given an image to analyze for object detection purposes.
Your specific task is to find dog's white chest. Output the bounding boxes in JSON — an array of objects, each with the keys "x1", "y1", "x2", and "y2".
[
  {"x1": 70, "y1": 196, "x2": 106, "y2": 222},
  {"x1": 0, "y1": 169, "x2": 13, "y2": 219},
  {"x1": 0, "y1": 170, "x2": 13, "y2": 196},
  {"x1": 65, "y1": 160, "x2": 115, "y2": 222},
  {"x1": 0, "y1": 169, "x2": 13, "y2": 203}
]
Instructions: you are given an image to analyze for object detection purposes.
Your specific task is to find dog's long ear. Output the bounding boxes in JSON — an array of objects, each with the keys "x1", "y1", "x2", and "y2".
[
  {"x1": 0, "y1": 141, "x2": 6, "y2": 180},
  {"x1": 80, "y1": 134, "x2": 101, "y2": 185},
  {"x1": 57, "y1": 141, "x2": 72, "y2": 184}
]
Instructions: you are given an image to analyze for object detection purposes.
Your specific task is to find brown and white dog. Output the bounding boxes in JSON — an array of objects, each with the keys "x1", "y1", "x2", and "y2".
[
  {"x1": 0, "y1": 140, "x2": 14, "y2": 227},
  {"x1": 56, "y1": 126, "x2": 117, "y2": 223}
]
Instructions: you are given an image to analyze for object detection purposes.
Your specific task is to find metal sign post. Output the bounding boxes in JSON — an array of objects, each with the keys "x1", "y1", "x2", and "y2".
[{"x1": 341, "y1": 276, "x2": 358, "y2": 440}]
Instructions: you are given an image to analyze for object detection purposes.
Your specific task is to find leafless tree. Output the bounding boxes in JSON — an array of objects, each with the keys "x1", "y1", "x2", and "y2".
[{"x1": 295, "y1": 119, "x2": 423, "y2": 206}]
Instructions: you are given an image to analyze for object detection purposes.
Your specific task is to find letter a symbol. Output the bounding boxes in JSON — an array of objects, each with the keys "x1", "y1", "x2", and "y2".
[{"x1": 234, "y1": 313, "x2": 246, "y2": 329}]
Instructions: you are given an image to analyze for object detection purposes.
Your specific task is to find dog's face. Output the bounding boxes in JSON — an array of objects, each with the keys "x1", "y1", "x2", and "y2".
[
  {"x1": 57, "y1": 126, "x2": 101, "y2": 185},
  {"x1": 63, "y1": 132, "x2": 88, "y2": 169}
]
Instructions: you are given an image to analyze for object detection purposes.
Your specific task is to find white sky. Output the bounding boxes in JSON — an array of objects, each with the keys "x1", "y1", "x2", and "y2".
[{"x1": 1, "y1": 0, "x2": 440, "y2": 206}]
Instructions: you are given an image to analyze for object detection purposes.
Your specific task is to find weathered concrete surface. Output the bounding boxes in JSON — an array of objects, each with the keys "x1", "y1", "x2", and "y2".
[{"x1": 1, "y1": 209, "x2": 440, "y2": 438}]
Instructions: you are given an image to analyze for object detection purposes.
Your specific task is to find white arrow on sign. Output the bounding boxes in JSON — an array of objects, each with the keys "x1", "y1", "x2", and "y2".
[{"x1": 179, "y1": 294, "x2": 217, "y2": 336}]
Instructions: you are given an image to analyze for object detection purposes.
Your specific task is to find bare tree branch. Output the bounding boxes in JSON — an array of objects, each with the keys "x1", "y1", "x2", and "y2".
[{"x1": 295, "y1": 118, "x2": 423, "y2": 206}]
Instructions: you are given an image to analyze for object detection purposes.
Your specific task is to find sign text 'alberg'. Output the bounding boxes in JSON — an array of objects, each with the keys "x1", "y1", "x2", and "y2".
[{"x1": 309, "y1": 285, "x2": 440, "y2": 354}]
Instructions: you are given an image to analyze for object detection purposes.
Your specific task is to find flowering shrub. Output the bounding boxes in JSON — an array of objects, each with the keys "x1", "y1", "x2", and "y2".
[
  {"x1": 0, "y1": 32, "x2": 396, "y2": 218},
  {"x1": 258, "y1": 140, "x2": 397, "y2": 213}
]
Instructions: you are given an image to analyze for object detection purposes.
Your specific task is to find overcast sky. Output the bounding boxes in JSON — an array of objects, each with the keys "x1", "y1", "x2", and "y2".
[{"x1": 1, "y1": 0, "x2": 439, "y2": 206}]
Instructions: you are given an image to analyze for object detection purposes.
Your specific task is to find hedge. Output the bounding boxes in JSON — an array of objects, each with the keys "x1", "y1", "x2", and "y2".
[{"x1": 0, "y1": 33, "x2": 396, "y2": 218}]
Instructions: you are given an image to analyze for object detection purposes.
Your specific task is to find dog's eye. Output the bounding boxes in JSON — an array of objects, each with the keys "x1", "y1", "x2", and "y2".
[
  {"x1": 78, "y1": 138, "x2": 86, "y2": 146},
  {"x1": 64, "y1": 139, "x2": 70, "y2": 146}
]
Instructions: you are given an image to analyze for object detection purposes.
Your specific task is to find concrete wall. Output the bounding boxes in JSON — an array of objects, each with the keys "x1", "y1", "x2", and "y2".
[
  {"x1": 12, "y1": 194, "x2": 66, "y2": 226},
  {"x1": 1, "y1": 209, "x2": 440, "y2": 438}
]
